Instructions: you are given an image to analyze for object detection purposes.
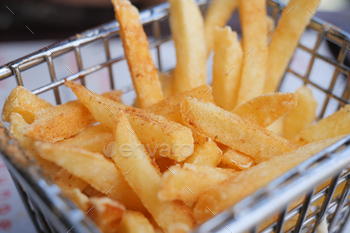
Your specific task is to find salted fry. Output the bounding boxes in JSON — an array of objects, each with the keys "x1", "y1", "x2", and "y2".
[
  {"x1": 181, "y1": 98, "x2": 297, "y2": 163},
  {"x1": 101, "y1": 90, "x2": 123, "y2": 103},
  {"x1": 112, "y1": 0, "x2": 163, "y2": 108},
  {"x1": 194, "y1": 136, "x2": 345, "y2": 223},
  {"x1": 204, "y1": 0, "x2": 238, "y2": 56},
  {"x1": 284, "y1": 86, "x2": 317, "y2": 140},
  {"x1": 54, "y1": 169, "x2": 88, "y2": 192},
  {"x1": 64, "y1": 188, "x2": 90, "y2": 212},
  {"x1": 232, "y1": 93, "x2": 298, "y2": 127},
  {"x1": 212, "y1": 26, "x2": 243, "y2": 110},
  {"x1": 159, "y1": 71, "x2": 174, "y2": 98},
  {"x1": 112, "y1": 111, "x2": 195, "y2": 232},
  {"x1": 169, "y1": 0, "x2": 206, "y2": 93},
  {"x1": 66, "y1": 81, "x2": 193, "y2": 162},
  {"x1": 266, "y1": 116, "x2": 285, "y2": 136},
  {"x1": 34, "y1": 142, "x2": 146, "y2": 213},
  {"x1": 118, "y1": 211, "x2": 155, "y2": 233},
  {"x1": 87, "y1": 197, "x2": 125, "y2": 233},
  {"x1": 264, "y1": 0, "x2": 322, "y2": 93},
  {"x1": 236, "y1": 0, "x2": 268, "y2": 105},
  {"x1": 2, "y1": 86, "x2": 52, "y2": 123},
  {"x1": 24, "y1": 100, "x2": 95, "y2": 143},
  {"x1": 219, "y1": 149, "x2": 254, "y2": 170},
  {"x1": 83, "y1": 185, "x2": 106, "y2": 198},
  {"x1": 183, "y1": 132, "x2": 222, "y2": 167},
  {"x1": 158, "y1": 164, "x2": 235, "y2": 204},
  {"x1": 292, "y1": 105, "x2": 350, "y2": 146},
  {"x1": 145, "y1": 84, "x2": 214, "y2": 124},
  {"x1": 266, "y1": 15, "x2": 275, "y2": 38}
]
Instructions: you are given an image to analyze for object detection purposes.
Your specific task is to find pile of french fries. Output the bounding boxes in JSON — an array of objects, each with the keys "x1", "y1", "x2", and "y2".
[{"x1": 1, "y1": 0, "x2": 349, "y2": 232}]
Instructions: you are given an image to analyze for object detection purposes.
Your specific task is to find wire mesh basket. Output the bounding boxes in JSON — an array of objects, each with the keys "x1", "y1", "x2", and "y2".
[{"x1": 1, "y1": 0, "x2": 350, "y2": 232}]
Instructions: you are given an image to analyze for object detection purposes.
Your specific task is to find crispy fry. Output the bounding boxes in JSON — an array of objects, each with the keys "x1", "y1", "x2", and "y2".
[
  {"x1": 232, "y1": 93, "x2": 298, "y2": 127},
  {"x1": 145, "y1": 84, "x2": 214, "y2": 124},
  {"x1": 204, "y1": 0, "x2": 238, "y2": 56},
  {"x1": 266, "y1": 116, "x2": 285, "y2": 136},
  {"x1": 236, "y1": 0, "x2": 268, "y2": 105},
  {"x1": 83, "y1": 185, "x2": 106, "y2": 198},
  {"x1": 34, "y1": 142, "x2": 147, "y2": 213},
  {"x1": 64, "y1": 188, "x2": 90, "y2": 212},
  {"x1": 66, "y1": 81, "x2": 193, "y2": 162},
  {"x1": 155, "y1": 157, "x2": 176, "y2": 174},
  {"x1": 112, "y1": 0, "x2": 163, "y2": 108},
  {"x1": 212, "y1": 26, "x2": 243, "y2": 110},
  {"x1": 218, "y1": 149, "x2": 254, "y2": 170},
  {"x1": 181, "y1": 98, "x2": 297, "y2": 163},
  {"x1": 24, "y1": 100, "x2": 95, "y2": 143},
  {"x1": 102, "y1": 90, "x2": 123, "y2": 103},
  {"x1": 112, "y1": 111, "x2": 195, "y2": 232},
  {"x1": 9, "y1": 113, "x2": 60, "y2": 177},
  {"x1": 264, "y1": 0, "x2": 322, "y2": 93},
  {"x1": 183, "y1": 132, "x2": 222, "y2": 167},
  {"x1": 159, "y1": 71, "x2": 174, "y2": 98},
  {"x1": 158, "y1": 164, "x2": 235, "y2": 204},
  {"x1": 118, "y1": 211, "x2": 155, "y2": 233},
  {"x1": 169, "y1": 0, "x2": 207, "y2": 93},
  {"x1": 292, "y1": 105, "x2": 350, "y2": 146},
  {"x1": 284, "y1": 86, "x2": 317, "y2": 140},
  {"x1": 266, "y1": 15, "x2": 275, "y2": 39},
  {"x1": 87, "y1": 197, "x2": 125, "y2": 233},
  {"x1": 194, "y1": 136, "x2": 344, "y2": 223},
  {"x1": 54, "y1": 168, "x2": 88, "y2": 193},
  {"x1": 2, "y1": 86, "x2": 53, "y2": 123}
]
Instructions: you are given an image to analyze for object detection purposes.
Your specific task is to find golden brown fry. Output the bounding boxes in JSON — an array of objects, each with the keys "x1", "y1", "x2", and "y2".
[
  {"x1": 292, "y1": 105, "x2": 350, "y2": 146},
  {"x1": 34, "y1": 142, "x2": 147, "y2": 213},
  {"x1": 232, "y1": 93, "x2": 298, "y2": 127},
  {"x1": 112, "y1": 0, "x2": 163, "y2": 108},
  {"x1": 218, "y1": 149, "x2": 254, "y2": 170},
  {"x1": 64, "y1": 188, "x2": 90, "y2": 212},
  {"x1": 266, "y1": 116, "x2": 285, "y2": 136},
  {"x1": 87, "y1": 197, "x2": 125, "y2": 233},
  {"x1": 102, "y1": 90, "x2": 123, "y2": 103},
  {"x1": 2, "y1": 86, "x2": 53, "y2": 123},
  {"x1": 181, "y1": 98, "x2": 297, "y2": 163},
  {"x1": 236, "y1": 0, "x2": 268, "y2": 105},
  {"x1": 158, "y1": 164, "x2": 235, "y2": 204},
  {"x1": 54, "y1": 168, "x2": 88, "y2": 193},
  {"x1": 24, "y1": 101, "x2": 95, "y2": 143},
  {"x1": 112, "y1": 111, "x2": 195, "y2": 232},
  {"x1": 9, "y1": 113, "x2": 60, "y2": 177},
  {"x1": 212, "y1": 26, "x2": 243, "y2": 110},
  {"x1": 183, "y1": 132, "x2": 222, "y2": 167},
  {"x1": 169, "y1": 0, "x2": 207, "y2": 93},
  {"x1": 66, "y1": 81, "x2": 193, "y2": 162},
  {"x1": 159, "y1": 71, "x2": 174, "y2": 98},
  {"x1": 155, "y1": 157, "x2": 176, "y2": 174},
  {"x1": 145, "y1": 84, "x2": 214, "y2": 124},
  {"x1": 284, "y1": 86, "x2": 317, "y2": 140},
  {"x1": 194, "y1": 136, "x2": 344, "y2": 223},
  {"x1": 264, "y1": 0, "x2": 322, "y2": 93},
  {"x1": 266, "y1": 15, "x2": 275, "y2": 39},
  {"x1": 118, "y1": 211, "x2": 155, "y2": 233},
  {"x1": 83, "y1": 185, "x2": 106, "y2": 198},
  {"x1": 204, "y1": 0, "x2": 238, "y2": 56}
]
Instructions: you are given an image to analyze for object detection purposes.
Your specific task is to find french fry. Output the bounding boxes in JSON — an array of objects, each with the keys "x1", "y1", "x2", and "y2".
[
  {"x1": 54, "y1": 168, "x2": 88, "y2": 193},
  {"x1": 145, "y1": 84, "x2": 214, "y2": 124},
  {"x1": 183, "y1": 132, "x2": 222, "y2": 167},
  {"x1": 212, "y1": 26, "x2": 243, "y2": 110},
  {"x1": 24, "y1": 100, "x2": 95, "y2": 143},
  {"x1": 204, "y1": 0, "x2": 238, "y2": 56},
  {"x1": 236, "y1": 0, "x2": 268, "y2": 106},
  {"x1": 64, "y1": 188, "x2": 90, "y2": 212},
  {"x1": 159, "y1": 71, "x2": 174, "y2": 98},
  {"x1": 66, "y1": 81, "x2": 193, "y2": 162},
  {"x1": 101, "y1": 90, "x2": 123, "y2": 103},
  {"x1": 112, "y1": 111, "x2": 195, "y2": 232},
  {"x1": 181, "y1": 98, "x2": 297, "y2": 163},
  {"x1": 292, "y1": 105, "x2": 350, "y2": 146},
  {"x1": 112, "y1": 0, "x2": 163, "y2": 108},
  {"x1": 264, "y1": 0, "x2": 322, "y2": 93},
  {"x1": 155, "y1": 157, "x2": 176, "y2": 174},
  {"x1": 87, "y1": 197, "x2": 125, "y2": 233},
  {"x1": 2, "y1": 86, "x2": 53, "y2": 123},
  {"x1": 34, "y1": 142, "x2": 147, "y2": 213},
  {"x1": 266, "y1": 116, "x2": 285, "y2": 136},
  {"x1": 266, "y1": 15, "x2": 275, "y2": 39},
  {"x1": 9, "y1": 113, "x2": 61, "y2": 177},
  {"x1": 232, "y1": 93, "x2": 298, "y2": 127},
  {"x1": 118, "y1": 211, "x2": 155, "y2": 233},
  {"x1": 284, "y1": 86, "x2": 317, "y2": 140},
  {"x1": 83, "y1": 185, "x2": 106, "y2": 198},
  {"x1": 169, "y1": 0, "x2": 207, "y2": 93},
  {"x1": 158, "y1": 163, "x2": 235, "y2": 204},
  {"x1": 218, "y1": 149, "x2": 254, "y2": 170},
  {"x1": 194, "y1": 136, "x2": 345, "y2": 223}
]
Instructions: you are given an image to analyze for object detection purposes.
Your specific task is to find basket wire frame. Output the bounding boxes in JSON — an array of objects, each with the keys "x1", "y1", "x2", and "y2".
[{"x1": 0, "y1": 0, "x2": 350, "y2": 232}]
